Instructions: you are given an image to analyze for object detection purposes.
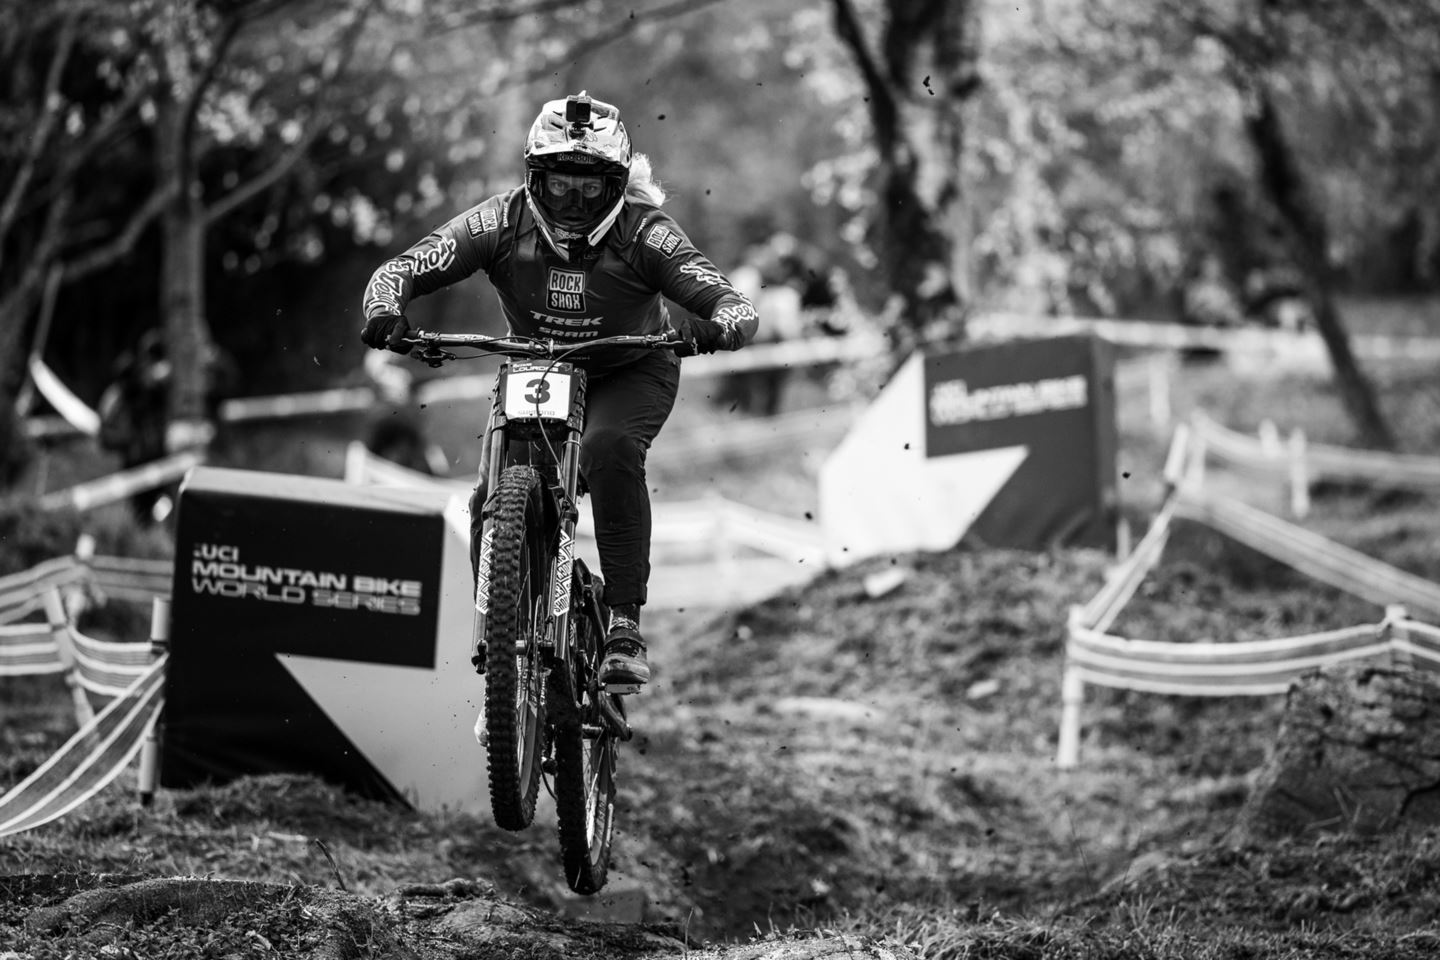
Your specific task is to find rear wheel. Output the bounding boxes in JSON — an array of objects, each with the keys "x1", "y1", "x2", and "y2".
[
  {"x1": 553, "y1": 572, "x2": 617, "y2": 893},
  {"x1": 483, "y1": 465, "x2": 550, "y2": 830}
]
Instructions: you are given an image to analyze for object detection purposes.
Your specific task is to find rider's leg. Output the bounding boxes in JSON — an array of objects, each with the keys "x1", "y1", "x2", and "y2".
[{"x1": 581, "y1": 351, "x2": 680, "y2": 687}]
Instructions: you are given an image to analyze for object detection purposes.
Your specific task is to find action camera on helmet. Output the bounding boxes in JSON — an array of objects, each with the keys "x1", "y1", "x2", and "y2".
[{"x1": 565, "y1": 94, "x2": 593, "y2": 127}]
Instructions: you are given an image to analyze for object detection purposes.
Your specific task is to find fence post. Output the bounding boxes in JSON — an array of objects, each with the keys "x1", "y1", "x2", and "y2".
[
  {"x1": 1162, "y1": 422, "x2": 1192, "y2": 491},
  {"x1": 1385, "y1": 603, "x2": 1412, "y2": 669},
  {"x1": 344, "y1": 441, "x2": 368, "y2": 484},
  {"x1": 1148, "y1": 353, "x2": 1172, "y2": 429},
  {"x1": 42, "y1": 587, "x2": 94, "y2": 727},
  {"x1": 1115, "y1": 515, "x2": 1132, "y2": 562},
  {"x1": 137, "y1": 595, "x2": 170, "y2": 806},
  {"x1": 1184, "y1": 431, "x2": 1207, "y2": 491},
  {"x1": 1288, "y1": 428, "x2": 1310, "y2": 519},
  {"x1": 1057, "y1": 607, "x2": 1086, "y2": 770},
  {"x1": 1258, "y1": 419, "x2": 1281, "y2": 457}
]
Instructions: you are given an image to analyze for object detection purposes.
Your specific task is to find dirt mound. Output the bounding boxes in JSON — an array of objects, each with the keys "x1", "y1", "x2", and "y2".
[
  {"x1": 1236, "y1": 665, "x2": 1440, "y2": 839},
  {"x1": 7, "y1": 530, "x2": 1440, "y2": 957}
]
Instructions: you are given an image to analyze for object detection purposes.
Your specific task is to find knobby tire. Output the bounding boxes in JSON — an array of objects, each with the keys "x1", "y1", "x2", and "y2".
[
  {"x1": 553, "y1": 569, "x2": 617, "y2": 894},
  {"x1": 484, "y1": 465, "x2": 549, "y2": 831}
]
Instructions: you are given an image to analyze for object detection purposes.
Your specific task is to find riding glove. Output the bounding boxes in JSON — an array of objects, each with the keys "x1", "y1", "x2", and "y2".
[
  {"x1": 361, "y1": 313, "x2": 412, "y2": 354},
  {"x1": 688, "y1": 302, "x2": 756, "y2": 354}
]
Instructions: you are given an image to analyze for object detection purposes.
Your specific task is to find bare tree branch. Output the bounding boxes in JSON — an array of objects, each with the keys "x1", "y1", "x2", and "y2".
[
  {"x1": 0, "y1": 9, "x2": 79, "y2": 262},
  {"x1": 204, "y1": 122, "x2": 326, "y2": 225},
  {"x1": 61, "y1": 183, "x2": 178, "y2": 282},
  {"x1": 204, "y1": 0, "x2": 379, "y2": 225},
  {"x1": 179, "y1": 14, "x2": 245, "y2": 155},
  {"x1": 830, "y1": 0, "x2": 900, "y2": 146},
  {"x1": 423, "y1": 0, "x2": 592, "y2": 34},
  {"x1": 0, "y1": 187, "x2": 74, "y2": 331},
  {"x1": 498, "y1": 0, "x2": 726, "y2": 90}
]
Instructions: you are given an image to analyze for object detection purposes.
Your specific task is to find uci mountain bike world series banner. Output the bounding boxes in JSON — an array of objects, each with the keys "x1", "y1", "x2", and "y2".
[
  {"x1": 819, "y1": 334, "x2": 1117, "y2": 563},
  {"x1": 161, "y1": 467, "x2": 483, "y2": 812}
]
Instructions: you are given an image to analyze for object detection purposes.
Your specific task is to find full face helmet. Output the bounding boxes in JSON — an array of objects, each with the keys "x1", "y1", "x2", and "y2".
[{"x1": 524, "y1": 92, "x2": 632, "y2": 260}]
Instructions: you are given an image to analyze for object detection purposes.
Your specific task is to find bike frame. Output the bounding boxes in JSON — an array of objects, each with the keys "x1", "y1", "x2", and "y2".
[
  {"x1": 484, "y1": 356, "x2": 586, "y2": 665},
  {"x1": 411, "y1": 331, "x2": 678, "y2": 669}
]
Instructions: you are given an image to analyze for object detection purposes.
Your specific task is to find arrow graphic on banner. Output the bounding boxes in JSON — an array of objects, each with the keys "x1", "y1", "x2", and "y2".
[
  {"x1": 277, "y1": 647, "x2": 485, "y2": 813},
  {"x1": 819, "y1": 351, "x2": 1034, "y2": 563},
  {"x1": 275, "y1": 494, "x2": 485, "y2": 812}
]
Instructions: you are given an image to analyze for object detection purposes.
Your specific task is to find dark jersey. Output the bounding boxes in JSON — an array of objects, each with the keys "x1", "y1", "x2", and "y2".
[{"x1": 362, "y1": 188, "x2": 756, "y2": 372}]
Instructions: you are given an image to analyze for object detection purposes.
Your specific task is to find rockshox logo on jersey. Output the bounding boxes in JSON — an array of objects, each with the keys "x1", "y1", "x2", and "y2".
[
  {"x1": 467, "y1": 208, "x2": 500, "y2": 237},
  {"x1": 645, "y1": 224, "x2": 682, "y2": 257},
  {"x1": 547, "y1": 268, "x2": 587, "y2": 312}
]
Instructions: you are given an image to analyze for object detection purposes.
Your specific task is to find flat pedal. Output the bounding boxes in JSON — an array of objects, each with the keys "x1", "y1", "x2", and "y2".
[{"x1": 604, "y1": 683, "x2": 642, "y2": 696}]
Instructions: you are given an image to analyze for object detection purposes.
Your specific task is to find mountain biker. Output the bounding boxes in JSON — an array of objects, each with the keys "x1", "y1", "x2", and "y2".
[{"x1": 360, "y1": 92, "x2": 758, "y2": 690}]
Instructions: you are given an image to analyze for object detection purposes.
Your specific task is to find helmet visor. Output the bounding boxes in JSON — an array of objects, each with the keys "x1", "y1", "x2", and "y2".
[{"x1": 533, "y1": 170, "x2": 620, "y2": 230}]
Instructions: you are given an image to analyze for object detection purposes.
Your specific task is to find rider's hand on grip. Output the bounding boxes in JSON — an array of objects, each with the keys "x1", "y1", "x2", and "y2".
[
  {"x1": 689, "y1": 317, "x2": 733, "y2": 355},
  {"x1": 361, "y1": 313, "x2": 412, "y2": 354}
]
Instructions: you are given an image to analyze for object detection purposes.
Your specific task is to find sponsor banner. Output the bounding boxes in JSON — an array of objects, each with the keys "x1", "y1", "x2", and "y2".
[
  {"x1": 820, "y1": 336, "x2": 1117, "y2": 564},
  {"x1": 923, "y1": 335, "x2": 1117, "y2": 549},
  {"x1": 162, "y1": 467, "x2": 482, "y2": 810}
]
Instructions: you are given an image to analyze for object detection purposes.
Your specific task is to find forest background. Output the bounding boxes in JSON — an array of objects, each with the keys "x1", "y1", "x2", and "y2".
[{"x1": 3, "y1": 0, "x2": 1440, "y2": 484}]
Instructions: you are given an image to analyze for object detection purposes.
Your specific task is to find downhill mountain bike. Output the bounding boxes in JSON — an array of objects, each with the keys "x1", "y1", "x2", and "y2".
[{"x1": 407, "y1": 330, "x2": 683, "y2": 894}]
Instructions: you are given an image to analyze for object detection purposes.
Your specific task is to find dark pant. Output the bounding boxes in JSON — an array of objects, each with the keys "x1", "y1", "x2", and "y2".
[{"x1": 469, "y1": 349, "x2": 680, "y2": 608}]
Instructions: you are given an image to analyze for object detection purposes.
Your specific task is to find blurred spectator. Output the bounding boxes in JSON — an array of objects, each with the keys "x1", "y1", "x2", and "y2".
[
  {"x1": 1179, "y1": 255, "x2": 1245, "y2": 328},
  {"x1": 96, "y1": 330, "x2": 236, "y2": 523},
  {"x1": 363, "y1": 349, "x2": 447, "y2": 475},
  {"x1": 97, "y1": 330, "x2": 174, "y2": 522},
  {"x1": 1244, "y1": 265, "x2": 1313, "y2": 331},
  {"x1": 714, "y1": 234, "x2": 814, "y2": 417}
]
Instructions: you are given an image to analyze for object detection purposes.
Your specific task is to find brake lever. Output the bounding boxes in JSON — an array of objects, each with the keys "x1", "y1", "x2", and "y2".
[{"x1": 412, "y1": 346, "x2": 455, "y2": 368}]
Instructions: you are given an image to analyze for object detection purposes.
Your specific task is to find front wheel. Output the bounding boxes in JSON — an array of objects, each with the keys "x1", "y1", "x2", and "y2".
[
  {"x1": 483, "y1": 465, "x2": 549, "y2": 830},
  {"x1": 553, "y1": 571, "x2": 618, "y2": 894}
]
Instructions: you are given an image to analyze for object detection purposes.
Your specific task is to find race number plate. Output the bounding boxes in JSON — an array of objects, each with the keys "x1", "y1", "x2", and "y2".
[{"x1": 502, "y1": 362, "x2": 573, "y2": 420}]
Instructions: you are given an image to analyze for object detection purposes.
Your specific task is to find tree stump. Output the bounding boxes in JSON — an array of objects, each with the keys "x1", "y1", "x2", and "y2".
[{"x1": 1235, "y1": 665, "x2": 1440, "y2": 840}]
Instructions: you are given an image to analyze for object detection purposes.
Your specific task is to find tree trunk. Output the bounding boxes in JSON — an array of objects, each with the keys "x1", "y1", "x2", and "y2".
[
  {"x1": 1245, "y1": 85, "x2": 1396, "y2": 450},
  {"x1": 831, "y1": 0, "x2": 979, "y2": 351},
  {"x1": 155, "y1": 92, "x2": 214, "y2": 452},
  {"x1": 0, "y1": 288, "x2": 35, "y2": 487}
]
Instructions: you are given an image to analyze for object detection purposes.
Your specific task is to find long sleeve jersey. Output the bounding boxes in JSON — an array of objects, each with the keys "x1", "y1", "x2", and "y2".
[{"x1": 362, "y1": 188, "x2": 759, "y2": 373}]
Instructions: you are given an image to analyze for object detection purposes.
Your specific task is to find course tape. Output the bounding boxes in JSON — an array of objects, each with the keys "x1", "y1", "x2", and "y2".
[
  {"x1": 0, "y1": 557, "x2": 87, "y2": 624},
  {"x1": 344, "y1": 444, "x2": 827, "y2": 567},
  {"x1": 1175, "y1": 486, "x2": 1440, "y2": 618},
  {"x1": 1078, "y1": 496, "x2": 1175, "y2": 633},
  {"x1": 71, "y1": 628, "x2": 154, "y2": 696},
  {"x1": 24, "y1": 334, "x2": 881, "y2": 440},
  {"x1": 1192, "y1": 412, "x2": 1440, "y2": 491},
  {"x1": 0, "y1": 621, "x2": 66, "y2": 676},
  {"x1": 33, "y1": 450, "x2": 203, "y2": 513},
  {"x1": 1059, "y1": 416, "x2": 1440, "y2": 766},
  {"x1": 972, "y1": 312, "x2": 1440, "y2": 362},
  {"x1": 0, "y1": 656, "x2": 165, "y2": 838},
  {"x1": 0, "y1": 555, "x2": 168, "y2": 677},
  {"x1": 27, "y1": 357, "x2": 99, "y2": 437},
  {"x1": 1066, "y1": 621, "x2": 1424, "y2": 696}
]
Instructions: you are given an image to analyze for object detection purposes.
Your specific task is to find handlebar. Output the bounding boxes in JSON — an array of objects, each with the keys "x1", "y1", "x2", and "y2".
[{"x1": 403, "y1": 330, "x2": 685, "y2": 367}]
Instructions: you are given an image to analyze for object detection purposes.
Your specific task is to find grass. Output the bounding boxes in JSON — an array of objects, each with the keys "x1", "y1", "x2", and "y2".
[{"x1": 6, "y1": 307, "x2": 1440, "y2": 956}]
